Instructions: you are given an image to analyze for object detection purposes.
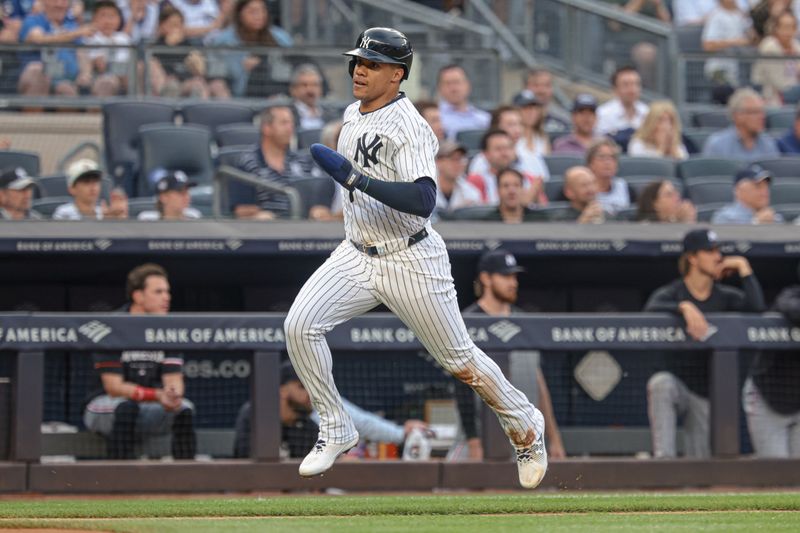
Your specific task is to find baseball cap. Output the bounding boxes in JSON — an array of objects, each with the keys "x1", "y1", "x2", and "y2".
[
  {"x1": 477, "y1": 249, "x2": 526, "y2": 275},
  {"x1": 436, "y1": 140, "x2": 467, "y2": 159},
  {"x1": 734, "y1": 164, "x2": 771, "y2": 185},
  {"x1": 683, "y1": 229, "x2": 720, "y2": 253},
  {"x1": 512, "y1": 90, "x2": 543, "y2": 107},
  {"x1": 572, "y1": 93, "x2": 598, "y2": 112},
  {"x1": 66, "y1": 159, "x2": 102, "y2": 187},
  {"x1": 154, "y1": 169, "x2": 197, "y2": 193},
  {"x1": 0, "y1": 167, "x2": 35, "y2": 190}
]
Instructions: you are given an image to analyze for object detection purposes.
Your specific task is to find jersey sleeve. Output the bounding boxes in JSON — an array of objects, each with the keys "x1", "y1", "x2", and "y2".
[
  {"x1": 93, "y1": 352, "x2": 122, "y2": 375},
  {"x1": 392, "y1": 120, "x2": 438, "y2": 184},
  {"x1": 161, "y1": 351, "x2": 184, "y2": 374}
]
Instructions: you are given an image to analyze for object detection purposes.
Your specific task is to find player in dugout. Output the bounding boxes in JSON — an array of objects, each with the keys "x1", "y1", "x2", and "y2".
[
  {"x1": 83, "y1": 263, "x2": 196, "y2": 460},
  {"x1": 644, "y1": 228, "x2": 765, "y2": 458}
]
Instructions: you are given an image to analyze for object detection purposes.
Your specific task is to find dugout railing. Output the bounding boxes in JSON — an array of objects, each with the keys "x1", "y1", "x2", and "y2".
[{"x1": 1, "y1": 312, "x2": 799, "y2": 492}]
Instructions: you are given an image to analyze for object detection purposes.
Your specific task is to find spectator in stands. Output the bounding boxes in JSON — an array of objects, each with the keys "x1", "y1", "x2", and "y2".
[
  {"x1": 454, "y1": 249, "x2": 565, "y2": 460},
  {"x1": 702, "y1": 0, "x2": 755, "y2": 103},
  {"x1": 415, "y1": 100, "x2": 446, "y2": 142},
  {"x1": 744, "y1": 262, "x2": 800, "y2": 458},
  {"x1": 628, "y1": 100, "x2": 690, "y2": 160},
  {"x1": 83, "y1": 263, "x2": 196, "y2": 460},
  {"x1": 437, "y1": 64, "x2": 490, "y2": 140},
  {"x1": 776, "y1": 104, "x2": 800, "y2": 153},
  {"x1": 83, "y1": 1, "x2": 132, "y2": 97},
  {"x1": 0, "y1": 5, "x2": 22, "y2": 43},
  {"x1": 0, "y1": 167, "x2": 40, "y2": 220},
  {"x1": 233, "y1": 105, "x2": 328, "y2": 220},
  {"x1": 233, "y1": 361, "x2": 430, "y2": 459},
  {"x1": 121, "y1": 0, "x2": 159, "y2": 43},
  {"x1": 711, "y1": 164, "x2": 784, "y2": 223},
  {"x1": 644, "y1": 228, "x2": 765, "y2": 458},
  {"x1": 673, "y1": 0, "x2": 719, "y2": 26},
  {"x1": 433, "y1": 140, "x2": 481, "y2": 218},
  {"x1": 702, "y1": 88, "x2": 780, "y2": 160},
  {"x1": 552, "y1": 94, "x2": 604, "y2": 157},
  {"x1": 753, "y1": 10, "x2": 800, "y2": 106},
  {"x1": 551, "y1": 166, "x2": 608, "y2": 223},
  {"x1": 467, "y1": 129, "x2": 547, "y2": 207},
  {"x1": 289, "y1": 64, "x2": 335, "y2": 131},
  {"x1": 514, "y1": 91, "x2": 550, "y2": 160},
  {"x1": 750, "y1": 0, "x2": 794, "y2": 39},
  {"x1": 636, "y1": 180, "x2": 698, "y2": 222},
  {"x1": 469, "y1": 105, "x2": 550, "y2": 181},
  {"x1": 138, "y1": 169, "x2": 202, "y2": 221},
  {"x1": 586, "y1": 138, "x2": 631, "y2": 215},
  {"x1": 522, "y1": 68, "x2": 570, "y2": 134},
  {"x1": 53, "y1": 159, "x2": 128, "y2": 221},
  {"x1": 603, "y1": 0, "x2": 671, "y2": 90},
  {"x1": 483, "y1": 168, "x2": 548, "y2": 223},
  {"x1": 596, "y1": 66, "x2": 649, "y2": 136},
  {"x1": 152, "y1": 5, "x2": 229, "y2": 98},
  {"x1": 17, "y1": 0, "x2": 95, "y2": 97},
  {"x1": 205, "y1": 0, "x2": 292, "y2": 97},
  {"x1": 169, "y1": 0, "x2": 226, "y2": 39}
]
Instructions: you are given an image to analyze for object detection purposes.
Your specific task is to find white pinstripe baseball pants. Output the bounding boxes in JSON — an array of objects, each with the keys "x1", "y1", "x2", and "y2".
[{"x1": 285, "y1": 229, "x2": 542, "y2": 448}]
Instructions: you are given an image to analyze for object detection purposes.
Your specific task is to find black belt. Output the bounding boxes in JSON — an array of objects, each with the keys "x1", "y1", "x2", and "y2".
[{"x1": 351, "y1": 228, "x2": 429, "y2": 257}]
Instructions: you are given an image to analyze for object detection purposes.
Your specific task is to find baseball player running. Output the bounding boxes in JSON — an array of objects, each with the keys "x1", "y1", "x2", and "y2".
[{"x1": 284, "y1": 27, "x2": 547, "y2": 489}]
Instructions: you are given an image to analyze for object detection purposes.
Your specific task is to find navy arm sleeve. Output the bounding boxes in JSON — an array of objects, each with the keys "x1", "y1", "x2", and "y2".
[{"x1": 357, "y1": 176, "x2": 437, "y2": 218}]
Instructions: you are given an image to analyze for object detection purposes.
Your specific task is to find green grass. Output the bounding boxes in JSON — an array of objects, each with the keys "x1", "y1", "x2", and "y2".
[{"x1": 1, "y1": 493, "x2": 798, "y2": 532}]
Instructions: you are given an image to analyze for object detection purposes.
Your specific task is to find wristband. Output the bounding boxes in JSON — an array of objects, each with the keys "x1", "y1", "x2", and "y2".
[{"x1": 132, "y1": 386, "x2": 158, "y2": 402}]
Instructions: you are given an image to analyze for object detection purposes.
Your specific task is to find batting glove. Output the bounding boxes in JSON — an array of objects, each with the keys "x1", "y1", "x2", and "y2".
[{"x1": 310, "y1": 143, "x2": 367, "y2": 192}]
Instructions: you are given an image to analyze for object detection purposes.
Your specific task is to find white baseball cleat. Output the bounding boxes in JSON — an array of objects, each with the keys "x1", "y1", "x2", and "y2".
[
  {"x1": 516, "y1": 410, "x2": 548, "y2": 489},
  {"x1": 298, "y1": 435, "x2": 359, "y2": 477}
]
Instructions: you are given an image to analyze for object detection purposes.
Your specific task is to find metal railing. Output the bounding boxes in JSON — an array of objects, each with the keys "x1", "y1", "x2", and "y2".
[{"x1": 212, "y1": 164, "x2": 303, "y2": 219}]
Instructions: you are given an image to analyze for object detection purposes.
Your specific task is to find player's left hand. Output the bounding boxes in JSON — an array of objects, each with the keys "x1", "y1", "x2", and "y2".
[{"x1": 310, "y1": 143, "x2": 366, "y2": 192}]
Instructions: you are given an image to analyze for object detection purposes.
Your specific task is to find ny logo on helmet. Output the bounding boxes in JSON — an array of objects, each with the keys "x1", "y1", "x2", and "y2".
[
  {"x1": 355, "y1": 133, "x2": 383, "y2": 168},
  {"x1": 360, "y1": 36, "x2": 376, "y2": 49}
]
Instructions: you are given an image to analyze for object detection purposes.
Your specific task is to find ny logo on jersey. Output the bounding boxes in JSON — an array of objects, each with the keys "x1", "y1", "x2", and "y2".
[{"x1": 355, "y1": 133, "x2": 383, "y2": 168}]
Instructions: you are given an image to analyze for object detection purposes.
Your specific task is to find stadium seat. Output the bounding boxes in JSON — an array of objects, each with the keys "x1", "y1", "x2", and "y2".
[
  {"x1": 544, "y1": 177, "x2": 565, "y2": 202},
  {"x1": 544, "y1": 155, "x2": 583, "y2": 177},
  {"x1": 128, "y1": 197, "x2": 156, "y2": 217},
  {"x1": 455, "y1": 129, "x2": 487, "y2": 151},
  {"x1": 775, "y1": 203, "x2": 800, "y2": 220},
  {"x1": 216, "y1": 146, "x2": 250, "y2": 168},
  {"x1": 693, "y1": 109, "x2": 730, "y2": 128},
  {"x1": 181, "y1": 102, "x2": 255, "y2": 133},
  {"x1": 297, "y1": 128, "x2": 322, "y2": 150},
  {"x1": 138, "y1": 124, "x2": 214, "y2": 197},
  {"x1": 448, "y1": 205, "x2": 497, "y2": 220},
  {"x1": 615, "y1": 207, "x2": 638, "y2": 221},
  {"x1": 682, "y1": 129, "x2": 717, "y2": 155},
  {"x1": 696, "y1": 202, "x2": 726, "y2": 222},
  {"x1": 752, "y1": 157, "x2": 800, "y2": 178},
  {"x1": 215, "y1": 123, "x2": 259, "y2": 148},
  {"x1": 191, "y1": 187, "x2": 214, "y2": 217},
  {"x1": 289, "y1": 176, "x2": 336, "y2": 217},
  {"x1": 676, "y1": 24, "x2": 704, "y2": 53},
  {"x1": 0, "y1": 150, "x2": 40, "y2": 176},
  {"x1": 686, "y1": 178, "x2": 734, "y2": 205},
  {"x1": 31, "y1": 197, "x2": 71, "y2": 217},
  {"x1": 102, "y1": 101, "x2": 176, "y2": 195},
  {"x1": 771, "y1": 182, "x2": 800, "y2": 205},
  {"x1": 617, "y1": 156, "x2": 676, "y2": 178},
  {"x1": 534, "y1": 201, "x2": 573, "y2": 220},
  {"x1": 767, "y1": 109, "x2": 795, "y2": 130},
  {"x1": 623, "y1": 176, "x2": 684, "y2": 200},
  {"x1": 678, "y1": 157, "x2": 742, "y2": 179},
  {"x1": 34, "y1": 175, "x2": 113, "y2": 200}
]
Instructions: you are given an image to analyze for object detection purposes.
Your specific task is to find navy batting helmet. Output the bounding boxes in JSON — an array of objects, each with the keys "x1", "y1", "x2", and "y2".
[{"x1": 344, "y1": 27, "x2": 413, "y2": 80}]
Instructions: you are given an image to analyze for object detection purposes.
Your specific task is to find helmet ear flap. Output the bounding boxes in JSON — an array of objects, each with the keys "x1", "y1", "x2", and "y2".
[{"x1": 348, "y1": 57, "x2": 357, "y2": 78}]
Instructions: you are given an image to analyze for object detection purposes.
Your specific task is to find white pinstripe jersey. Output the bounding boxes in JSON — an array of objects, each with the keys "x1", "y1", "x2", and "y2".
[{"x1": 337, "y1": 93, "x2": 439, "y2": 244}]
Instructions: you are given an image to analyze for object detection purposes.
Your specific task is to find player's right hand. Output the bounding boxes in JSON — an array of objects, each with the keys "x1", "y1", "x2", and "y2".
[{"x1": 678, "y1": 301, "x2": 709, "y2": 341}]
